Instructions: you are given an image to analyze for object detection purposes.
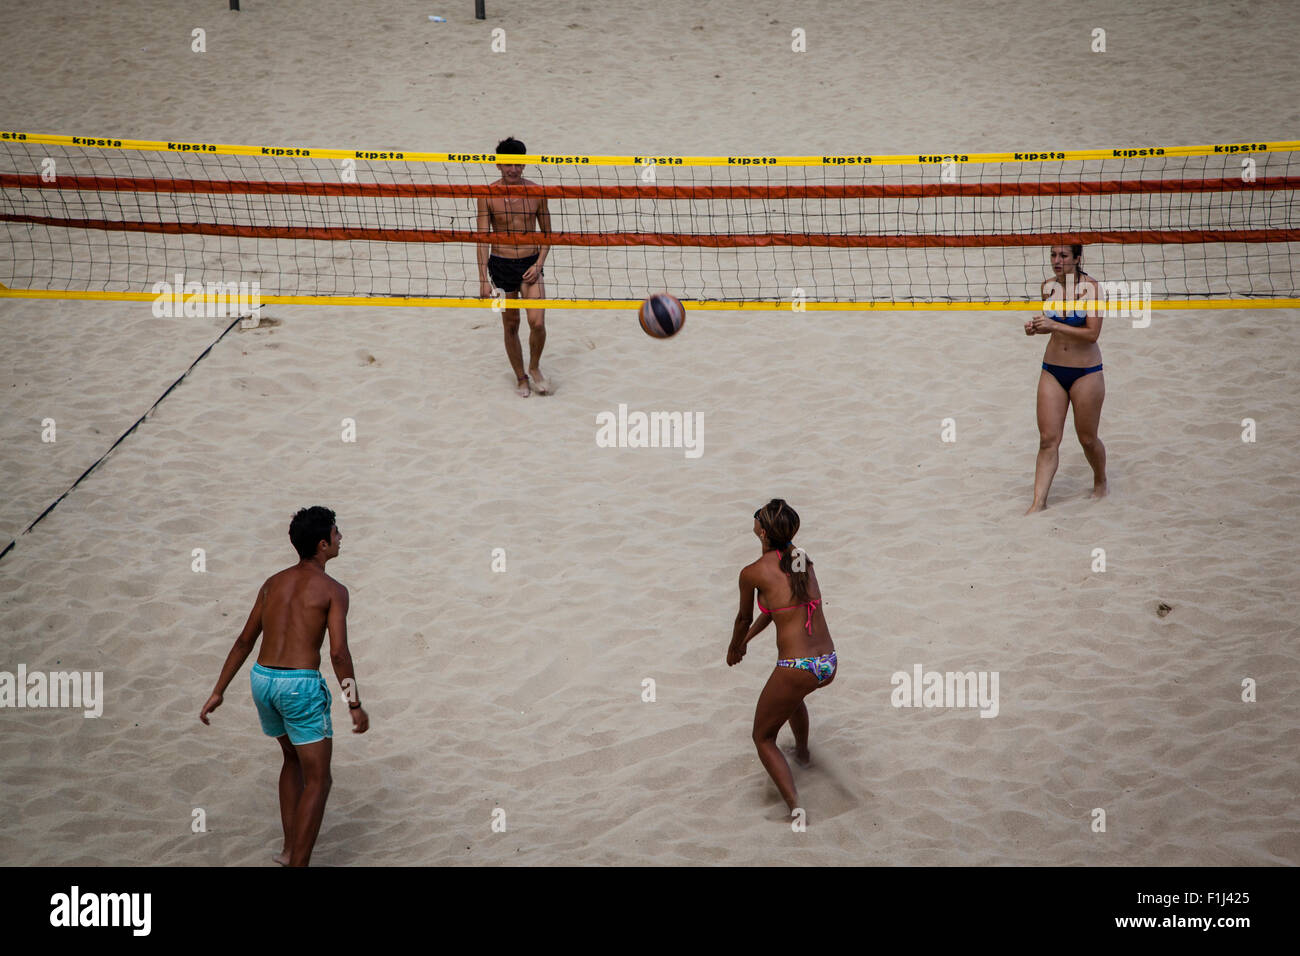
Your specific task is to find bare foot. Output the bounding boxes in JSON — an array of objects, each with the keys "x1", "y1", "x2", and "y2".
[
  {"x1": 786, "y1": 744, "x2": 812, "y2": 768},
  {"x1": 515, "y1": 377, "x2": 531, "y2": 398},
  {"x1": 1024, "y1": 501, "x2": 1047, "y2": 515},
  {"x1": 529, "y1": 368, "x2": 550, "y2": 395},
  {"x1": 1090, "y1": 480, "x2": 1108, "y2": 499},
  {"x1": 273, "y1": 849, "x2": 290, "y2": 866}
]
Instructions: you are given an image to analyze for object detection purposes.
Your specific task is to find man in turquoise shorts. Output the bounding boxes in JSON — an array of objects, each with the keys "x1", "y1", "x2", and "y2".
[{"x1": 200, "y1": 506, "x2": 369, "y2": 866}]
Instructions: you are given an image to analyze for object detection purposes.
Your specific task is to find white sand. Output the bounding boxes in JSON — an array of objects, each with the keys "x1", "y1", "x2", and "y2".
[{"x1": 1, "y1": 0, "x2": 1298, "y2": 866}]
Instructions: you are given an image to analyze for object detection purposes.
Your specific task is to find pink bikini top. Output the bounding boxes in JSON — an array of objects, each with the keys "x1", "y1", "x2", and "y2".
[{"x1": 756, "y1": 595, "x2": 821, "y2": 635}]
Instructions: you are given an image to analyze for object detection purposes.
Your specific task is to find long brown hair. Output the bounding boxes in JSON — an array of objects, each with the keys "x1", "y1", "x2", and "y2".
[{"x1": 755, "y1": 499, "x2": 811, "y2": 604}]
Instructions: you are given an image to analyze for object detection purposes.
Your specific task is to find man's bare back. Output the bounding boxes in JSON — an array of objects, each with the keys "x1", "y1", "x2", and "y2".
[{"x1": 257, "y1": 563, "x2": 347, "y2": 670}]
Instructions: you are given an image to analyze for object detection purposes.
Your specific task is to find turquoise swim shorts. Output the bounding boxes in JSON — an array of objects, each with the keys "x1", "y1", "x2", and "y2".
[{"x1": 250, "y1": 663, "x2": 333, "y2": 745}]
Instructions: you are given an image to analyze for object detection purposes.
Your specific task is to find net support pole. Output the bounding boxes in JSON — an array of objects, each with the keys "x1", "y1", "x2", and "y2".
[
  {"x1": 229, "y1": 0, "x2": 239, "y2": 10},
  {"x1": 475, "y1": 0, "x2": 485, "y2": 19}
]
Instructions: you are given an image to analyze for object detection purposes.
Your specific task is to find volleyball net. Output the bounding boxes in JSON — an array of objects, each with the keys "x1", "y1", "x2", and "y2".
[{"x1": 1, "y1": 131, "x2": 1298, "y2": 310}]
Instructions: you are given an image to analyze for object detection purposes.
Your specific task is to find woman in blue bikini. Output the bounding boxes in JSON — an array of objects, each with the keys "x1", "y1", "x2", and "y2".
[
  {"x1": 727, "y1": 499, "x2": 836, "y2": 814},
  {"x1": 1024, "y1": 243, "x2": 1108, "y2": 514}
]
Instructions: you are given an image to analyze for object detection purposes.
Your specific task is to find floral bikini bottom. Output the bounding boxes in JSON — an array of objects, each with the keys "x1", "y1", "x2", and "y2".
[{"x1": 776, "y1": 650, "x2": 837, "y2": 683}]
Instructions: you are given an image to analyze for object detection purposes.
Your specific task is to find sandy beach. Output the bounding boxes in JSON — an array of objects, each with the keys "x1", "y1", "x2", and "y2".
[{"x1": 1, "y1": 0, "x2": 1298, "y2": 866}]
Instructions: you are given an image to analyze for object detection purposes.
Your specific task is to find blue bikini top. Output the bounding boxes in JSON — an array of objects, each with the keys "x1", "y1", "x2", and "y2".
[
  {"x1": 1043, "y1": 307, "x2": 1087, "y2": 327},
  {"x1": 1043, "y1": 272, "x2": 1091, "y2": 326}
]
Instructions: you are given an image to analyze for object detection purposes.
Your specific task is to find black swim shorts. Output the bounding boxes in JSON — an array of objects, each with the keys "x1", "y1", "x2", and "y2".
[{"x1": 487, "y1": 253, "x2": 542, "y2": 293}]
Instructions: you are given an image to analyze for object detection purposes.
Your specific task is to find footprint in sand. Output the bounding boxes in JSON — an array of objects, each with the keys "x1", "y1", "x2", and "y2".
[{"x1": 237, "y1": 316, "x2": 281, "y2": 332}]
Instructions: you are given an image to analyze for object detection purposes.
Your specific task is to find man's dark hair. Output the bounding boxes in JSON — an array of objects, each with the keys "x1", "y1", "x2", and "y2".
[
  {"x1": 496, "y1": 136, "x2": 526, "y2": 155},
  {"x1": 289, "y1": 506, "x2": 336, "y2": 560}
]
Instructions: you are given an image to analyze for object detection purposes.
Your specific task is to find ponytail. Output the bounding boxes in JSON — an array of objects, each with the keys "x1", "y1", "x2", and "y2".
[
  {"x1": 756, "y1": 500, "x2": 811, "y2": 603},
  {"x1": 778, "y1": 545, "x2": 810, "y2": 604}
]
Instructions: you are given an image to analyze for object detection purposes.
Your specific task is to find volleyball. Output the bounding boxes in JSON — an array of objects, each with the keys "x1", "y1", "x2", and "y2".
[{"x1": 638, "y1": 293, "x2": 686, "y2": 338}]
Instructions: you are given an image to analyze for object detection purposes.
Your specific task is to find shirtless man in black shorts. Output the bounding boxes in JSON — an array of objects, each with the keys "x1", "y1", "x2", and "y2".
[{"x1": 477, "y1": 136, "x2": 552, "y2": 397}]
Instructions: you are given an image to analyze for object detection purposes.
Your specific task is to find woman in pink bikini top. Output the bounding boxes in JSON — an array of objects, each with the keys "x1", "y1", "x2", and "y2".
[{"x1": 726, "y1": 498, "x2": 838, "y2": 816}]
